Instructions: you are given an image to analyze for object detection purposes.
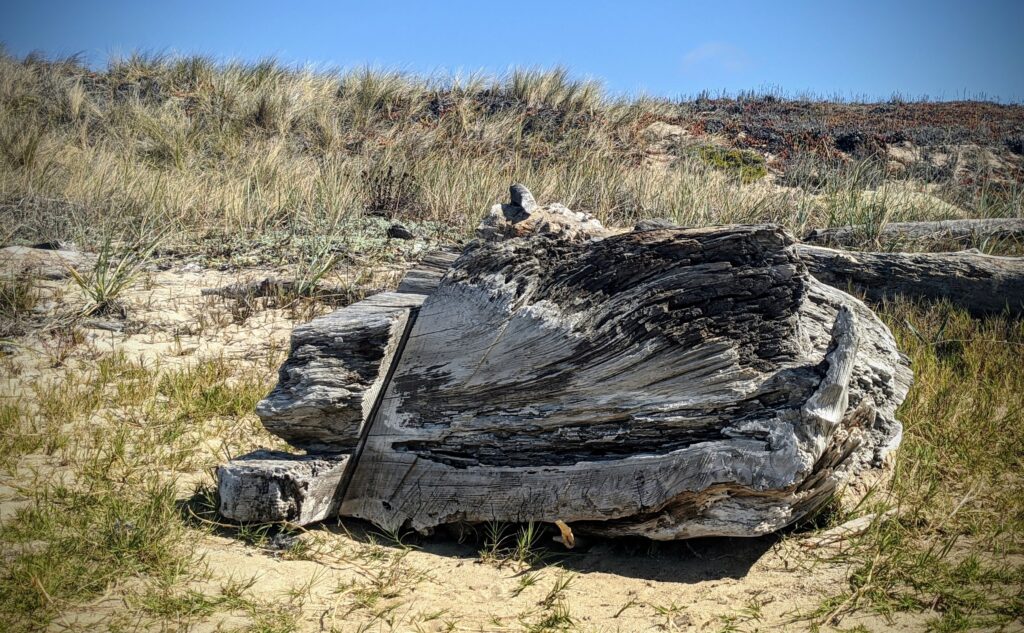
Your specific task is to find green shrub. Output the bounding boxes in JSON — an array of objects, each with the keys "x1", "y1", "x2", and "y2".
[{"x1": 696, "y1": 145, "x2": 767, "y2": 182}]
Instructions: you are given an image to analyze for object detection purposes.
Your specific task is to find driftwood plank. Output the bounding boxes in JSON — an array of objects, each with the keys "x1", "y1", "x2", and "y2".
[
  {"x1": 223, "y1": 251, "x2": 461, "y2": 524},
  {"x1": 256, "y1": 250, "x2": 461, "y2": 452},
  {"x1": 796, "y1": 244, "x2": 1024, "y2": 316},
  {"x1": 803, "y1": 218, "x2": 1024, "y2": 248},
  {"x1": 396, "y1": 250, "x2": 460, "y2": 295}
]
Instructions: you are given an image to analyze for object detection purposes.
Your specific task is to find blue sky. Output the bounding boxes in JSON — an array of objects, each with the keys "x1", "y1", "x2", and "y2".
[{"x1": 2, "y1": 1, "x2": 1023, "y2": 101}]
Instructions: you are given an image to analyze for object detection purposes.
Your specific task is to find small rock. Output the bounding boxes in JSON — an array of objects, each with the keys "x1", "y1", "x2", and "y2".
[
  {"x1": 509, "y1": 183, "x2": 538, "y2": 213},
  {"x1": 267, "y1": 532, "x2": 300, "y2": 551},
  {"x1": 387, "y1": 223, "x2": 415, "y2": 240}
]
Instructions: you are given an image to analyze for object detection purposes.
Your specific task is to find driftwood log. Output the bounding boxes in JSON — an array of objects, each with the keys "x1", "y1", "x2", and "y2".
[
  {"x1": 219, "y1": 187, "x2": 913, "y2": 540},
  {"x1": 803, "y1": 218, "x2": 1024, "y2": 248},
  {"x1": 217, "y1": 451, "x2": 349, "y2": 524},
  {"x1": 796, "y1": 244, "x2": 1024, "y2": 317}
]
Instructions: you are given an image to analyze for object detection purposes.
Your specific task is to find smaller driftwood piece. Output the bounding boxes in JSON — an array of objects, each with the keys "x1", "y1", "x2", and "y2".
[
  {"x1": 796, "y1": 244, "x2": 1024, "y2": 316},
  {"x1": 218, "y1": 186, "x2": 915, "y2": 541},
  {"x1": 803, "y1": 218, "x2": 1024, "y2": 248}
]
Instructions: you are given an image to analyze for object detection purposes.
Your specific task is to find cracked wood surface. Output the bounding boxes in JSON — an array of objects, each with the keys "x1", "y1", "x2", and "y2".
[
  {"x1": 339, "y1": 225, "x2": 912, "y2": 538},
  {"x1": 255, "y1": 251, "x2": 457, "y2": 452}
]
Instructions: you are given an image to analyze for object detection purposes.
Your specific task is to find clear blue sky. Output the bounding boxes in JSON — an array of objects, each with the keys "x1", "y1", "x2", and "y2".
[{"x1": 2, "y1": 0, "x2": 1023, "y2": 102}]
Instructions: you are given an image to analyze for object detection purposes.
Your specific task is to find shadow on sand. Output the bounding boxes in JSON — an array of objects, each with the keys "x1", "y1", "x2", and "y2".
[
  {"x1": 180, "y1": 486, "x2": 828, "y2": 584},
  {"x1": 320, "y1": 517, "x2": 779, "y2": 584}
]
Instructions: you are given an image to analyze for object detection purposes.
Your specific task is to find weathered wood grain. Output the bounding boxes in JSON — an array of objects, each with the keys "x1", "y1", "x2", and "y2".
[
  {"x1": 796, "y1": 244, "x2": 1024, "y2": 316},
  {"x1": 224, "y1": 187, "x2": 921, "y2": 537},
  {"x1": 220, "y1": 251, "x2": 462, "y2": 524},
  {"x1": 803, "y1": 218, "x2": 1024, "y2": 248},
  {"x1": 255, "y1": 248, "x2": 463, "y2": 452},
  {"x1": 217, "y1": 451, "x2": 349, "y2": 524},
  {"x1": 255, "y1": 291, "x2": 424, "y2": 452},
  {"x1": 339, "y1": 225, "x2": 912, "y2": 538},
  {"x1": 396, "y1": 250, "x2": 460, "y2": 295}
]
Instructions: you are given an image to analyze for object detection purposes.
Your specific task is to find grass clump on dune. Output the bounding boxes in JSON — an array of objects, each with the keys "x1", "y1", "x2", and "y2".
[{"x1": 696, "y1": 145, "x2": 767, "y2": 182}]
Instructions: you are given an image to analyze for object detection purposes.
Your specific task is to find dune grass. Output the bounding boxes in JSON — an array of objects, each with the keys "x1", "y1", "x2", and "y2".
[
  {"x1": 788, "y1": 302, "x2": 1024, "y2": 632},
  {"x1": 0, "y1": 353, "x2": 275, "y2": 631},
  {"x1": 1, "y1": 52, "x2": 1020, "y2": 251}
]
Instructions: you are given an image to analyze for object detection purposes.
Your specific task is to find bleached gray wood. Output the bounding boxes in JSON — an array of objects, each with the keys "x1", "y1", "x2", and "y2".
[
  {"x1": 220, "y1": 251, "x2": 461, "y2": 525},
  {"x1": 796, "y1": 244, "x2": 1024, "y2": 316},
  {"x1": 232, "y1": 190, "x2": 919, "y2": 537},
  {"x1": 803, "y1": 218, "x2": 1024, "y2": 248},
  {"x1": 255, "y1": 249, "x2": 462, "y2": 451},
  {"x1": 255, "y1": 291, "x2": 424, "y2": 452},
  {"x1": 217, "y1": 451, "x2": 349, "y2": 524},
  {"x1": 396, "y1": 250, "x2": 460, "y2": 295},
  {"x1": 339, "y1": 225, "x2": 912, "y2": 539}
]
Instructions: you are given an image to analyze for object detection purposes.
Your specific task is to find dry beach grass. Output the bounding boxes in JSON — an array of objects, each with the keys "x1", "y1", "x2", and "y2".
[{"x1": 0, "y1": 53, "x2": 1022, "y2": 631}]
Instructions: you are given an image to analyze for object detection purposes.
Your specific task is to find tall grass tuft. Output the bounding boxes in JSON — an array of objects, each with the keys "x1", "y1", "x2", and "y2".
[{"x1": 66, "y1": 232, "x2": 163, "y2": 315}]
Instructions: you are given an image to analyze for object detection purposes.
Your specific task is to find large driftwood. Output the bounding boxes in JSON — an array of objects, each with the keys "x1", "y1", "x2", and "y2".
[
  {"x1": 220, "y1": 187, "x2": 914, "y2": 539},
  {"x1": 796, "y1": 244, "x2": 1024, "y2": 316},
  {"x1": 339, "y1": 224, "x2": 912, "y2": 539},
  {"x1": 803, "y1": 218, "x2": 1024, "y2": 248}
]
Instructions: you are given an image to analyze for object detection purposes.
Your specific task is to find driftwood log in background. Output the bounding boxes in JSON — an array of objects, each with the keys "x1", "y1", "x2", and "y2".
[
  {"x1": 796, "y1": 244, "x2": 1024, "y2": 317},
  {"x1": 803, "y1": 218, "x2": 1024, "y2": 248}
]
